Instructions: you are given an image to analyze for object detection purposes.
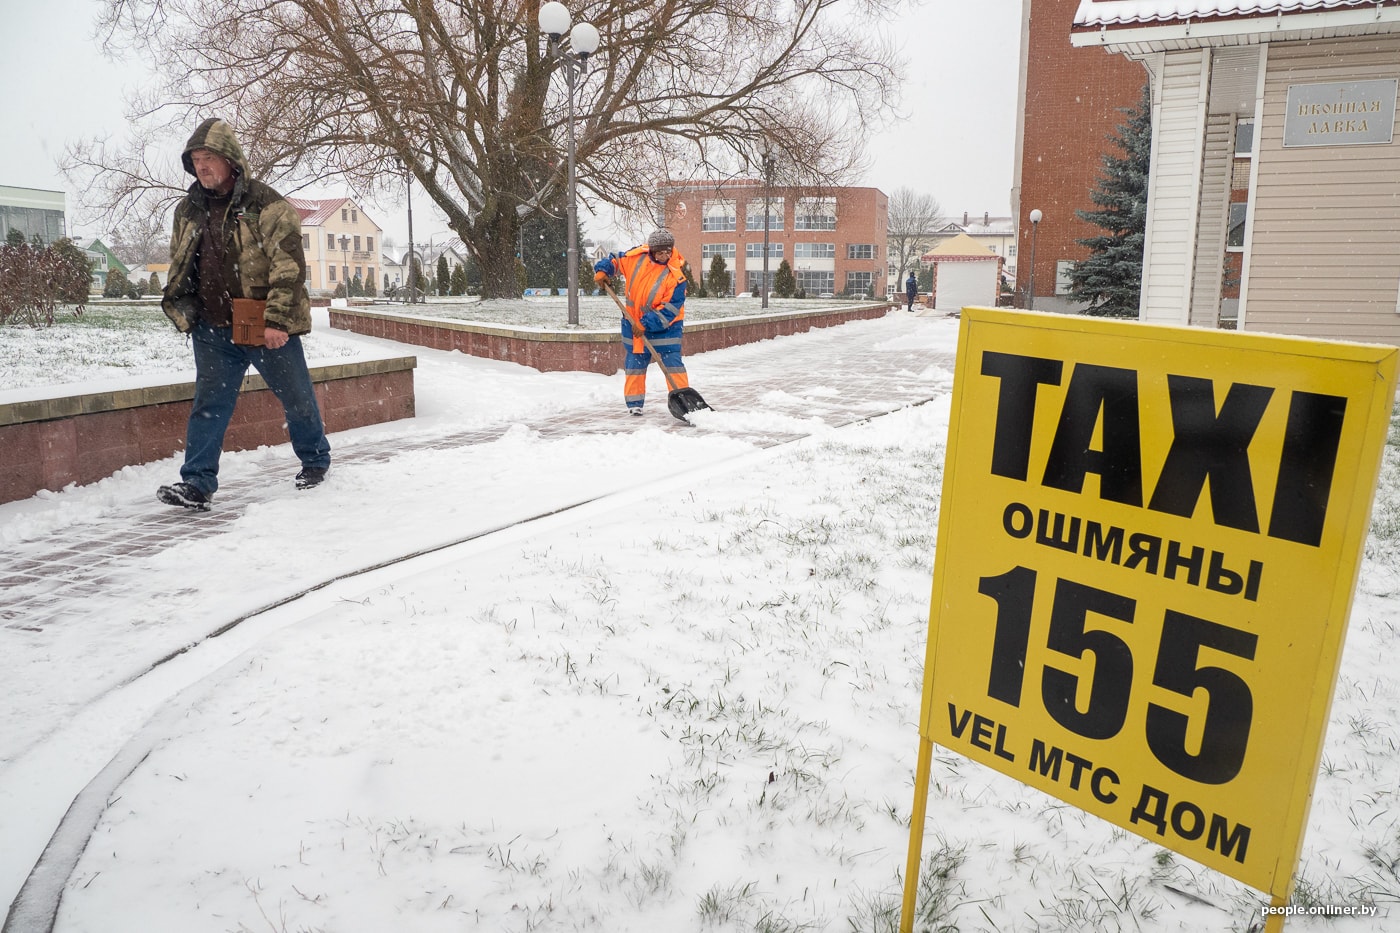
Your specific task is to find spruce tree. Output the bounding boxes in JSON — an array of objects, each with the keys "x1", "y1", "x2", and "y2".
[
  {"x1": 773, "y1": 260, "x2": 796, "y2": 298},
  {"x1": 450, "y1": 263, "x2": 468, "y2": 295},
  {"x1": 707, "y1": 255, "x2": 731, "y2": 298},
  {"x1": 436, "y1": 255, "x2": 450, "y2": 295},
  {"x1": 1067, "y1": 84, "x2": 1151, "y2": 318},
  {"x1": 103, "y1": 267, "x2": 132, "y2": 299}
]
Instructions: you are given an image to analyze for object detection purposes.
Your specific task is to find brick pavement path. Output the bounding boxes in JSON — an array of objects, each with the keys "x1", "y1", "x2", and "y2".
[{"x1": 0, "y1": 313, "x2": 953, "y2": 640}]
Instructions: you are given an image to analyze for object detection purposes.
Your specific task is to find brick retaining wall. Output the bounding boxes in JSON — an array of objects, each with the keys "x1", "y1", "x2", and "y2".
[
  {"x1": 0, "y1": 356, "x2": 416, "y2": 504},
  {"x1": 330, "y1": 303, "x2": 895, "y2": 374}
]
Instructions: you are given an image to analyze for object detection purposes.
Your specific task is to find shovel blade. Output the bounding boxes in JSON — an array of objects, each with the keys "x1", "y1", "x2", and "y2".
[{"x1": 668, "y1": 387, "x2": 711, "y2": 421}]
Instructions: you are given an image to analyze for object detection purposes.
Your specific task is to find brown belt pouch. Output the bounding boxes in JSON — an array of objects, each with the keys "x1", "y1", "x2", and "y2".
[{"x1": 231, "y1": 298, "x2": 267, "y2": 346}]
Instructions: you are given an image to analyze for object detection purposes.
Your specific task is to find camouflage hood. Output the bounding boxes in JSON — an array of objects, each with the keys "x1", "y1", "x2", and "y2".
[{"x1": 180, "y1": 117, "x2": 251, "y2": 182}]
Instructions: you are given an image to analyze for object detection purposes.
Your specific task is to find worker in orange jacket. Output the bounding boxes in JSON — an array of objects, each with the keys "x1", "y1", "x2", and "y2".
[{"x1": 593, "y1": 229, "x2": 690, "y2": 416}]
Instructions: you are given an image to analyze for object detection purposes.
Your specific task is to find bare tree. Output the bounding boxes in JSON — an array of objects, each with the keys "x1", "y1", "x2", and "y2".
[
  {"x1": 108, "y1": 205, "x2": 173, "y2": 267},
  {"x1": 73, "y1": 0, "x2": 904, "y2": 299},
  {"x1": 887, "y1": 187, "x2": 945, "y2": 283}
]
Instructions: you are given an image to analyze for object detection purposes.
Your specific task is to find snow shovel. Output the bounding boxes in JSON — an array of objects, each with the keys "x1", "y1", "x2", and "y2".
[{"x1": 603, "y1": 282, "x2": 712, "y2": 421}]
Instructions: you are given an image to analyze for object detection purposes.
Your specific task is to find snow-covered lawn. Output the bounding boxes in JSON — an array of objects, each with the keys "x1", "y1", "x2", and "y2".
[{"x1": 0, "y1": 296, "x2": 884, "y2": 394}]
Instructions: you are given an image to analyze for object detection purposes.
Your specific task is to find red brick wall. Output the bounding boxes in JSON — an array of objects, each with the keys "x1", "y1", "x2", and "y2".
[
  {"x1": 331, "y1": 305, "x2": 893, "y2": 374},
  {"x1": 1019, "y1": 0, "x2": 1145, "y2": 307},
  {"x1": 1, "y1": 365, "x2": 415, "y2": 504}
]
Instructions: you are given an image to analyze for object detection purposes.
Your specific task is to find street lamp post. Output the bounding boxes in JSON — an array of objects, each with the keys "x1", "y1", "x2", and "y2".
[
  {"x1": 539, "y1": 1, "x2": 600, "y2": 327},
  {"x1": 761, "y1": 147, "x2": 775, "y2": 310},
  {"x1": 395, "y1": 157, "x2": 419, "y2": 303},
  {"x1": 339, "y1": 235, "x2": 350, "y2": 297},
  {"x1": 1026, "y1": 208, "x2": 1042, "y2": 310}
]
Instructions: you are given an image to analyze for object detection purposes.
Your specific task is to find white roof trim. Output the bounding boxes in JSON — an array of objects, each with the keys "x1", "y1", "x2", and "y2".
[
  {"x1": 1071, "y1": 5, "x2": 1400, "y2": 47},
  {"x1": 1075, "y1": 0, "x2": 1397, "y2": 26}
]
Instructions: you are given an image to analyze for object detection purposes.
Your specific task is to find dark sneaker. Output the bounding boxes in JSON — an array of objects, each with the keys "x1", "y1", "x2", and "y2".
[
  {"x1": 157, "y1": 482, "x2": 211, "y2": 511},
  {"x1": 629, "y1": 408, "x2": 644, "y2": 417},
  {"x1": 295, "y1": 467, "x2": 328, "y2": 489}
]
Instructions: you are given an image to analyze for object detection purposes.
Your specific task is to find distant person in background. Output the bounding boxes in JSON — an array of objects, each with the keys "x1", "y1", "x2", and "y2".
[
  {"x1": 905, "y1": 271, "x2": 918, "y2": 312},
  {"x1": 593, "y1": 229, "x2": 690, "y2": 416},
  {"x1": 156, "y1": 117, "x2": 331, "y2": 511}
]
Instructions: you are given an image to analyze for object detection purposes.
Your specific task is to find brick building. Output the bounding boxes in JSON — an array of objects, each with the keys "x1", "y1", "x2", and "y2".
[
  {"x1": 660, "y1": 181, "x2": 888, "y2": 298},
  {"x1": 1014, "y1": 0, "x2": 1146, "y2": 311}
]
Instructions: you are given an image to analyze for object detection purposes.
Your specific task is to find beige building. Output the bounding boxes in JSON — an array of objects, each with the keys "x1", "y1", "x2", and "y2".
[
  {"x1": 289, "y1": 197, "x2": 383, "y2": 293},
  {"x1": 1072, "y1": 0, "x2": 1400, "y2": 343}
]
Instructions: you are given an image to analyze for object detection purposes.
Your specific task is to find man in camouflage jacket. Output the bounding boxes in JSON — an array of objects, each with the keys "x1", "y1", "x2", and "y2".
[{"x1": 157, "y1": 117, "x2": 331, "y2": 511}]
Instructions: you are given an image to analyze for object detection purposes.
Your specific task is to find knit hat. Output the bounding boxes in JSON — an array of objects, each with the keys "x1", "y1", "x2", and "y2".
[{"x1": 647, "y1": 229, "x2": 675, "y2": 251}]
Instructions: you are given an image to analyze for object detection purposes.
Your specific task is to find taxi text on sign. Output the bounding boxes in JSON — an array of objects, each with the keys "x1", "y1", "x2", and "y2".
[{"x1": 917, "y1": 308, "x2": 1397, "y2": 896}]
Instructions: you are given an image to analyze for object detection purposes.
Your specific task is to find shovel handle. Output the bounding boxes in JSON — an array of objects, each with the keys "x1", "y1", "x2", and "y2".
[{"x1": 602, "y1": 281, "x2": 681, "y2": 393}]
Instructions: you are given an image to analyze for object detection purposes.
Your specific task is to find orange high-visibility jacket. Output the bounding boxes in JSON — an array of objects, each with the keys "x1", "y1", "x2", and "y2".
[{"x1": 595, "y1": 246, "x2": 688, "y2": 352}]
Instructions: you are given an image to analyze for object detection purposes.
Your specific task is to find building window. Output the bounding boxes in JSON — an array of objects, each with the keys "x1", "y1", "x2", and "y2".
[
  {"x1": 745, "y1": 242, "x2": 783, "y2": 259},
  {"x1": 0, "y1": 204, "x2": 66, "y2": 244},
  {"x1": 1055, "y1": 260, "x2": 1074, "y2": 296},
  {"x1": 341, "y1": 208, "x2": 348, "y2": 222},
  {"x1": 793, "y1": 242, "x2": 835, "y2": 259},
  {"x1": 328, "y1": 265, "x2": 336, "y2": 281},
  {"x1": 745, "y1": 198, "x2": 784, "y2": 231},
  {"x1": 847, "y1": 244, "x2": 876, "y2": 260},
  {"x1": 355, "y1": 266, "x2": 363, "y2": 279},
  {"x1": 326, "y1": 233, "x2": 335, "y2": 250},
  {"x1": 701, "y1": 243, "x2": 737, "y2": 259},
  {"x1": 302, "y1": 234, "x2": 310, "y2": 250},
  {"x1": 746, "y1": 271, "x2": 775, "y2": 294},
  {"x1": 351, "y1": 208, "x2": 358, "y2": 222},
  {"x1": 795, "y1": 197, "x2": 837, "y2": 231},
  {"x1": 353, "y1": 235, "x2": 361, "y2": 251},
  {"x1": 1227, "y1": 202, "x2": 1248, "y2": 251},
  {"x1": 797, "y1": 270, "x2": 834, "y2": 294},
  {"x1": 702, "y1": 199, "x2": 736, "y2": 232},
  {"x1": 1234, "y1": 119, "x2": 1255, "y2": 157},
  {"x1": 367, "y1": 236, "x2": 374, "y2": 252},
  {"x1": 368, "y1": 267, "x2": 376, "y2": 285},
  {"x1": 845, "y1": 271, "x2": 874, "y2": 295}
]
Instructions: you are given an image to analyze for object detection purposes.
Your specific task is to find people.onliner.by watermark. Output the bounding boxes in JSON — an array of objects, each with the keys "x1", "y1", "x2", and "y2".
[{"x1": 1260, "y1": 902, "x2": 1377, "y2": 919}]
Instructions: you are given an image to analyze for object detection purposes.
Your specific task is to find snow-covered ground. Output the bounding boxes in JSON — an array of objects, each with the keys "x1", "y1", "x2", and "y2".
[{"x1": 1, "y1": 309, "x2": 1398, "y2": 932}]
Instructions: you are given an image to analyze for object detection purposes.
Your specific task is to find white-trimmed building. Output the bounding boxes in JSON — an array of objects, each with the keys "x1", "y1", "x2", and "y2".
[
  {"x1": 1072, "y1": 0, "x2": 1400, "y2": 342},
  {"x1": 288, "y1": 197, "x2": 383, "y2": 293},
  {"x1": 0, "y1": 186, "x2": 66, "y2": 245}
]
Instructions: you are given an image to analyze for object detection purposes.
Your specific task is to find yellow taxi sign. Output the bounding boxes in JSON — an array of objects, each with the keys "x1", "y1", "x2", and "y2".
[{"x1": 910, "y1": 308, "x2": 1397, "y2": 899}]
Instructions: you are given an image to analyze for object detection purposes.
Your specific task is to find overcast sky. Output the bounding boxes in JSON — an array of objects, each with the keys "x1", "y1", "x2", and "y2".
[{"x1": 0, "y1": 0, "x2": 1022, "y2": 246}]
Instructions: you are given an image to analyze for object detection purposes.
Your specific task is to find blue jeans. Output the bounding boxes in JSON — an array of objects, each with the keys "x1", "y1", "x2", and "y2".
[{"x1": 181, "y1": 321, "x2": 331, "y2": 495}]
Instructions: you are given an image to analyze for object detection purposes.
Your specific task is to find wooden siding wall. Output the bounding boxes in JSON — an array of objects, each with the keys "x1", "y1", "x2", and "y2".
[
  {"x1": 1245, "y1": 37, "x2": 1400, "y2": 343},
  {"x1": 1191, "y1": 112, "x2": 1234, "y2": 326},
  {"x1": 1142, "y1": 51, "x2": 1209, "y2": 325}
]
